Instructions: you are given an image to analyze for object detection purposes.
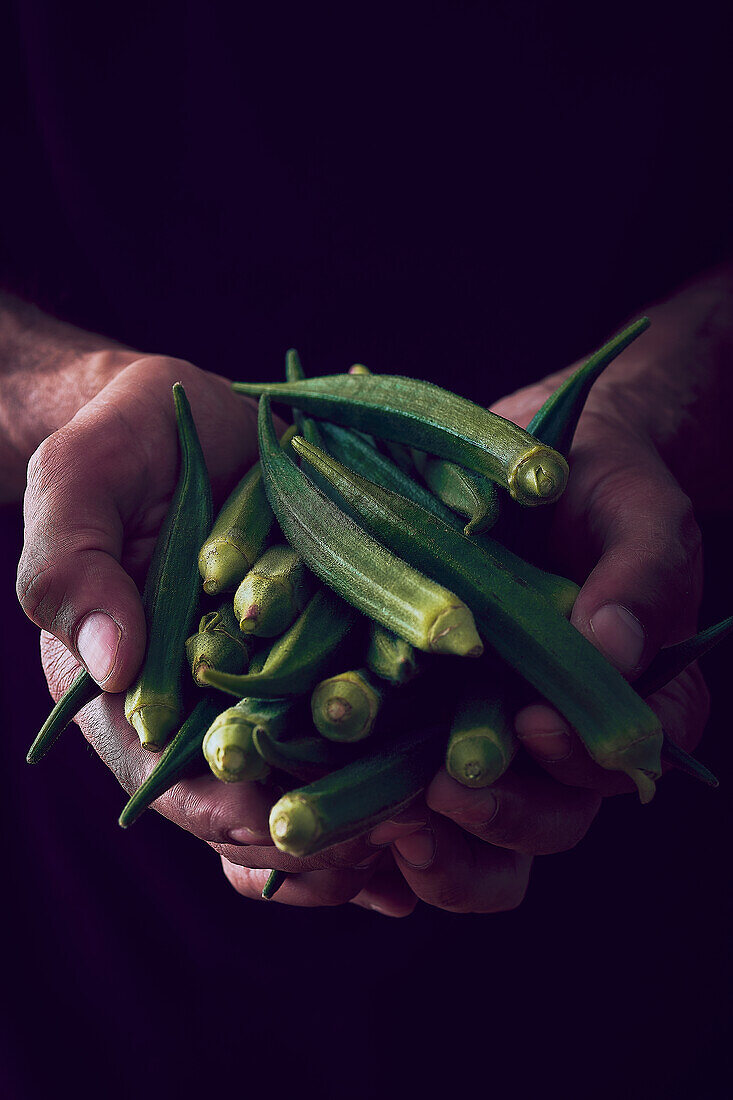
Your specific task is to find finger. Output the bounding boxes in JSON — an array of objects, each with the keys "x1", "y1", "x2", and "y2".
[
  {"x1": 426, "y1": 766, "x2": 601, "y2": 854},
  {"x1": 221, "y1": 856, "x2": 375, "y2": 908},
  {"x1": 18, "y1": 403, "x2": 151, "y2": 692},
  {"x1": 390, "y1": 812, "x2": 533, "y2": 914},
  {"x1": 350, "y1": 852, "x2": 419, "y2": 917},
  {"x1": 556, "y1": 416, "x2": 703, "y2": 675}
]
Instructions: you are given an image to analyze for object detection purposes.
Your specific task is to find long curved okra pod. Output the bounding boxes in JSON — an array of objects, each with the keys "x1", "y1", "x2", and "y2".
[
  {"x1": 232, "y1": 373, "x2": 569, "y2": 506},
  {"x1": 527, "y1": 317, "x2": 650, "y2": 455},
  {"x1": 268, "y1": 724, "x2": 446, "y2": 857},
  {"x1": 125, "y1": 384, "x2": 212, "y2": 751},
  {"x1": 200, "y1": 587, "x2": 360, "y2": 698},
  {"x1": 255, "y1": 396, "x2": 483, "y2": 658},
  {"x1": 26, "y1": 669, "x2": 102, "y2": 764},
  {"x1": 293, "y1": 436, "x2": 663, "y2": 800},
  {"x1": 119, "y1": 695, "x2": 222, "y2": 827}
]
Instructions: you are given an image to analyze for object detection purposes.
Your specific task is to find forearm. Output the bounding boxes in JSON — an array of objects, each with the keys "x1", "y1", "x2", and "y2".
[{"x1": 0, "y1": 293, "x2": 136, "y2": 500}]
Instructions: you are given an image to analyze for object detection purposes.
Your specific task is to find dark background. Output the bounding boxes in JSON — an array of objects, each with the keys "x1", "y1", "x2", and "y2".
[{"x1": 1, "y1": 3, "x2": 731, "y2": 1097}]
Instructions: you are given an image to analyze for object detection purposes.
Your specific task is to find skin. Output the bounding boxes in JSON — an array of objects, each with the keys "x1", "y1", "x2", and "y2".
[{"x1": 7, "y1": 264, "x2": 730, "y2": 914}]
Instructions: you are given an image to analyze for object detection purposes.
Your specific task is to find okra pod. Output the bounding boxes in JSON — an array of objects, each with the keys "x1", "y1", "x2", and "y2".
[
  {"x1": 125, "y1": 383, "x2": 212, "y2": 751},
  {"x1": 233, "y1": 373, "x2": 569, "y2": 506},
  {"x1": 26, "y1": 669, "x2": 102, "y2": 764},
  {"x1": 202, "y1": 699, "x2": 272, "y2": 782},
  {"x1": 311, "y1": 668, "x2": 384, "y2": 742},
  {"x1": 119, "y1": 695, "x2": 222, "y2": 827},
  {"x1": 446, "y1": 667, "x2": 519, "y2": 788},
  {"x1": 268, "y1": 724, "x2": 446, "y2": 857},
  {"x1": 285, "y1": 349, "x2": 325, "y2": 448},
  {"x1": 420, "y1": 459, "x2": 500, "y2": 535},
  {"x1": 366, "y1": 622, "x2": 419, "y2": 685},
  {"x1": 200, "y1": 587, "x2": 360, "y2": 697},
  {"x1": 185, "y1": 602, "x2": 252, "y2": 685},
  {"x1": 233, "y1": 543, "x2": 316, "y2": 637},
  {"x1": 635, "y1": 615, "x2": 733, "y2": 698},
  {"x1": 257, "y1": 396, "x2": 483, "y2": 658},
  {"x1": 294, "y1": 436, "x2": 663, "y2": 800}
]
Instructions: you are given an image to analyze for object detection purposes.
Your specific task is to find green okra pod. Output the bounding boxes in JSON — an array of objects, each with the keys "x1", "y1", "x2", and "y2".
[
  {"x1": 198, "y1": 426, "x2": 297, "y2": 596},
  {"x1": 125, "y1": 383, "x2": 212, "y2": 751},
  {"x1": 366, "y1": 622, "x2": 419, "y2": 685},
  {"x1": 262, "y1": 869, "x2": 289, "y2": 900},
  {"x1": 293, "y1": 435, "x2": 663, "y2": 800},
  {"x1": 527, "y1": 317, "x2": 650, "y2": 456},
  {"x1": 185, "y1": 601, "x2": 252, "y2": 685},
  {"x1": 286, "y1": 349, "x2": 325, "y2": 447},
  {"x1": 256, "y1": 397, "x2": 483, "y2": 658},
  {"x1": 268, "y1": 724, "x2": 446, "y2": 857},
  {"x1": 202, "y1": 698, "x2": 272, "y2": 782},
  {"x1": 200, "y1": 586, "x2": 360, "y2": 698},
  {"x1": 446, "y1": 666, "x2": 519, "y2": 788},
  {"x1": 233, "y1": 373, "x2": 569, "y2": 506},
  {"x1": 233, "y1": 543, "x2": 316, "y2": 637},
  {"x1": 420, "y1": 458, "x2": 500, "y2": 535},
  {"x1": 311, "y1": 668, "x2": 384, "y2": 742},
  {"x1": 119, "y1": 695, "x2": 222, "y2": 827},
  {"x1": 252, "y1": 725, "x2": 361, "y2": 781},
  {"x1": 26, "y1": 669, "x2": 102, "y2": 764},
  {"x1": 635, "y1": 615, "x2": 733, "y2": 699}
]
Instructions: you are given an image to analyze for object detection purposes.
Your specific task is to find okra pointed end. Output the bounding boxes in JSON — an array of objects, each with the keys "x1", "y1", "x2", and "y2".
[
  {"x1": 428, "y1": 604, "x2": 483, "y2": 658},
  {"x1": 262, "y1": 868, "x2": 288, "y2": 900},
  {"x1": 129, "y1": 705, "x2": 178, "y2": 753},
  {"x1": 269, "y1": 794, "x2": 321, "y2": 856},
  {"x1": 199, "y1": 542, "x2": 250, "y2": 596},
  {"x1": 630, "y1": 769, "x2": 657, "y2": 805}
]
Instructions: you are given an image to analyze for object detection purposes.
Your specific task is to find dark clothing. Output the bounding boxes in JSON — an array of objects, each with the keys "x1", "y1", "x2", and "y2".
[{"x1": 1, "y1": 4, "x2": 731, "y2": 1098}]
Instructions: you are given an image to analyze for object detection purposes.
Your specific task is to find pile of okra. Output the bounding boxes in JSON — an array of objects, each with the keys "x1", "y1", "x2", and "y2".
[{"x1": 29, "y1": 317, "x2": 727, "y2": 889}]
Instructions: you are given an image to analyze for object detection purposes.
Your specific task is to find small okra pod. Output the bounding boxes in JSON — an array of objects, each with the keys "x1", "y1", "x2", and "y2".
[
  {"x1": 310, "y1": 668, "x2": 384, "y2": 742},
  {"x1": 256, "y1": 396, "x2": 483, "y2": 659},
  {"x1": 185, "y1": 602, "x2": 252, "y2": 685},
  {"x1": 446, "y1": 666, "x2": 519, "y2": 788},
  {"x1": 118, "y1": 695, "x2": 223, "y2": 827},
  {"x1": 201, "y1": 587, "x2": 360, "y2": 698},
  {"x1": 202, "y1": 699, "x2": 271, "y2": 782},
  {"x1": 420, "y1": 458, "x2": 500, "y2": 535},
  {"x1": 268, "y1": 723, "x2": 446, "y2": 857},
  {"x1": 366, "y1": 622, "x2": 419, "y2": 686},
  {"x1": 232, "y1": 372, "x2": 569, "y2": 506},
  {"x1": 125, "y1": 383, "x2": 212, "y2": 752},
  {"x1": 26, "y1": 669, "x2": 102, "y2": 764},
  {"x1": 198, "y1": 425, "x2": 297, "y2": 596},
  {"x1": 233, "y1": 543, "x2": 316, "y2": 637}
]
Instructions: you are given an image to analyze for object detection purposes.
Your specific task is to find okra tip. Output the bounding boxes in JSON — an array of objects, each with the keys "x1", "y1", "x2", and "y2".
[
  {"x1": 311, "y1": 674, "x2": 377, "y2": 742},
  {"x1": 269, "y1": 793, "x2": 321, "y2": 856},
  {"x1": 129, "y1": 704, "x2": 178, "y2": 753},
  {"x1": 199, "y1": 541, "x2": 250, "y2": 595},
  {"x1": 428, "y1": 604, "x2": 483, "y2": 658},
  {"x1": 509, "y1": 447, "x2": 569, "y2": 507}
]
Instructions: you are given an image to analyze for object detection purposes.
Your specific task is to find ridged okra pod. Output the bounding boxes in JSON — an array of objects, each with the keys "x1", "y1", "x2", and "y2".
[
  {"x1": 125, "y1": 384, "x2": 212, "y2": 751},
  {"x1": 255, "y1": 396, "x2": 483, "y2": 658},
  {"x1": 200, "y1": 587, "x2": 360, "y2": 698},
  {"x1": 311, "y1": 668, "x2": 384, "y2": 742},
  {"x1": 293, "y1": 436, "x2": 663, "y2": 800},
  {"x1": 233, "y1": 543, "x2": 316, "y2": 637},
  {"x1": 119, "y1": 695, "x2": 222, "y2": 827},
  {"x1": 198, "y1": 426, "x2": 297, "y2": 595},
  {"x1": 202, "y1": 698, "x2": 272, "y2": 782},
  {"x1": 232, "y1": 373, "x2": 569, "y2": 506},
  {"x1": 185, "y1": 601, "x2": 252, "y2": 685},
  {"x1": 268, "y1": 724, "x2": 446, "y2": 856},
  {"x1": 446, "y1": 666, "x2": 519, "y2": 788}
]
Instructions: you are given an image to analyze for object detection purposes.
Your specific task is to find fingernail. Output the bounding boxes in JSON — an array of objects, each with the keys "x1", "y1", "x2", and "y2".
[
  {"x1": 590, "y1": 603, "x2": 645, "y2": 672},
  {"x1": 77, "y1": 611, "x2": 121, "y2": 684},
  {"x1": 368, "y1": 819, "x2": 427, "y2": 847},
  {"x1": 228, "y1": 826, "x2": 269, "y2": 845},
  {"x1": 517, "y1": 728, "x2": 572, "y2": 762},
  {"x1": 393, "y1": 828, "x2": 436, "y2": 869}
]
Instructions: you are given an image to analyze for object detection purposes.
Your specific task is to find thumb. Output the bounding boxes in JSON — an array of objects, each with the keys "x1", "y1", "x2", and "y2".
[
  {"x1": 17, "y1": 410, "x2": 148, "y2": 692},
  {"x1": 558, "y1": 423, "x2": 704, "y2": 676}
]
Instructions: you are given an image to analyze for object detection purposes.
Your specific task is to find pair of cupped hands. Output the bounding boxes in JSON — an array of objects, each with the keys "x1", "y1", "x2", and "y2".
[{"x1": 17, "y1": 347, "x2": 708, "y2": 915}]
